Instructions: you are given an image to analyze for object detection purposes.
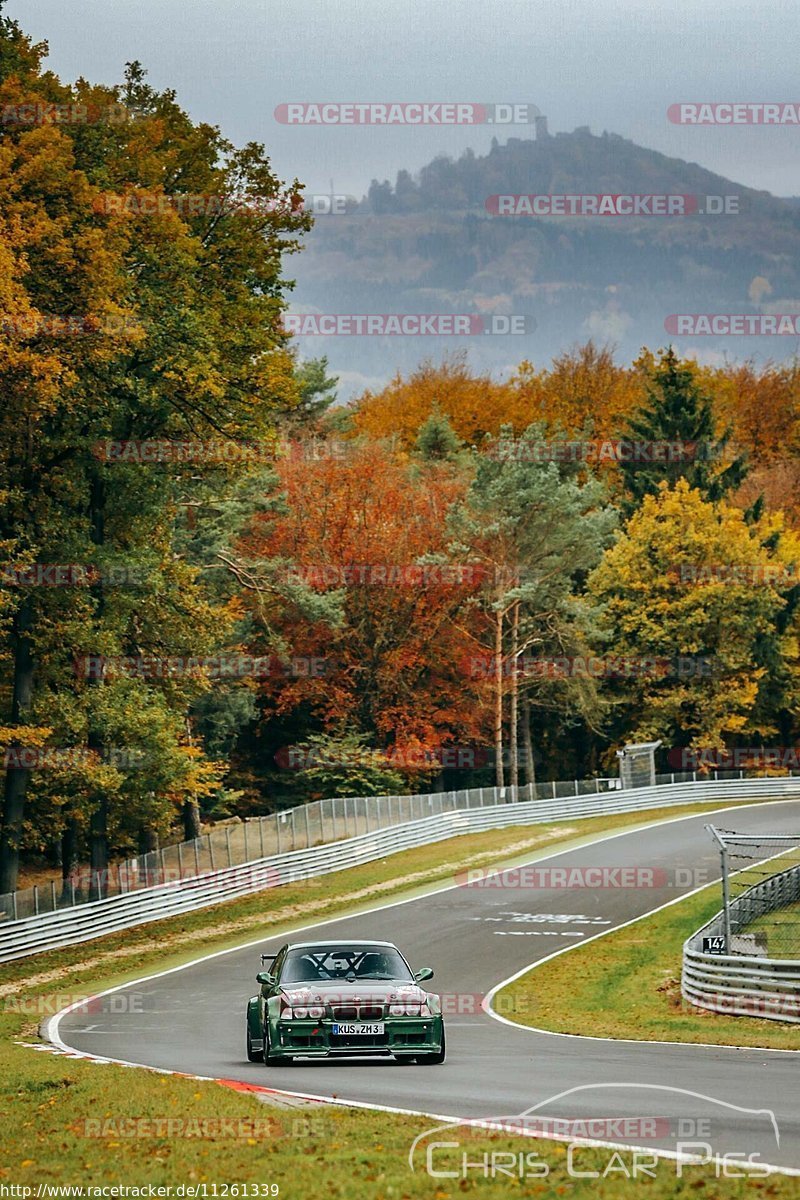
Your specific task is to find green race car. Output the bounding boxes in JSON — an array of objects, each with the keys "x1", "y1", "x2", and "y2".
[{"x1": 246, "y1": 939, "x2": 446, "y2": 1065}]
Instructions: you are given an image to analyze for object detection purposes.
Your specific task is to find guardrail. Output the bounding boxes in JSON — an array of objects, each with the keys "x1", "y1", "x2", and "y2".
[
  {"x1": 682, "y1": 861, "x2": 800, "y2": 1024},
  {"x1": 0, "y1": 774, "x2": 622, "y2": 923},
  {"x1": 3, "y1": 774, "x2": 799, "y2": 964}
]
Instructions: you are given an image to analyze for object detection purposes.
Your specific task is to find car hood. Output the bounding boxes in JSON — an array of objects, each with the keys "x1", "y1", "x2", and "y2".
[{"x1": 279, "y1": 981, "x2": 428, "y2": 1005}]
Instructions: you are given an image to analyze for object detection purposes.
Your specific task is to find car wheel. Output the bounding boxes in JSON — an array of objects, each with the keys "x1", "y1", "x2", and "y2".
[
  {"x1": 417, "y1": 1027, "x2": 446, "y2": 1065},
  {"x1": 246, "y1": 1025, "x2": 261, "y2": 1063}
]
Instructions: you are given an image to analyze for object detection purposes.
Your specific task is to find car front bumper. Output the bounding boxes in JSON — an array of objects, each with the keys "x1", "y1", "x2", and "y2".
[{"x1": 268, "y1": 1015, "x2": 444, "y2": 1058}]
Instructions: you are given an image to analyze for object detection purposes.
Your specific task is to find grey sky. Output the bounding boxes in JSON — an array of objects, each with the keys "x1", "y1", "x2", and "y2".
[{"x1": 8, "y1": 0, "x2": 800, "y2": 198}]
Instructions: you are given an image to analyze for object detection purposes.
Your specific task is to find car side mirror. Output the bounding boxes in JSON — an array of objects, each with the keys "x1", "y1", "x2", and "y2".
[
  {"x1": 414, "y1": 967, "x2": 434, "y2": 982},
  {"x1": 256, "y1": 971, "x2": 274, "y2": 986}
]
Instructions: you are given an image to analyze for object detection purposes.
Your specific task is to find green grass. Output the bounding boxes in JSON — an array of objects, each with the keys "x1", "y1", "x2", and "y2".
[
  {"x1": 1, "y1": 796, "x2": 797, "y2": 1194},
  {"x1": 498, "y1": 882, "x2": 800, "y2": 1051}
]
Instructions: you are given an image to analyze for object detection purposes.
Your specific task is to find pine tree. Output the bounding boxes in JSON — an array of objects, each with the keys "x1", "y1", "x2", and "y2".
[
  {"x1": 414, "y1": 406, "x2": 462, "y2": 461},
  {"x1": 619, "y1": 348, "x2": 747, "y2": 513}
]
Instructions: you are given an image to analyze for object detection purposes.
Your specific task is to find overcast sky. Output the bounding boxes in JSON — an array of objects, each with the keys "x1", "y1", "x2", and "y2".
[{"x1": 8, "y1": 0, "x2": 800, "y2": 199}]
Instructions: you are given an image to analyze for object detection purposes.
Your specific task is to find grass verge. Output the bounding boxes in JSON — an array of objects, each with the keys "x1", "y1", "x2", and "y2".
[
  {"x1": 497, "y1": 881, "x2": 800, "y2": 1051},
  {"x1": 1, "y1": 796, "x2": 796, "y2": 1193}
]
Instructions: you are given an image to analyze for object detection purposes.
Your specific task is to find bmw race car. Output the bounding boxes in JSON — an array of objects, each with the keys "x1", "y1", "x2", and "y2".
[{"x1": 246, "y1": 939, "x2": 446, "y2": 1065}]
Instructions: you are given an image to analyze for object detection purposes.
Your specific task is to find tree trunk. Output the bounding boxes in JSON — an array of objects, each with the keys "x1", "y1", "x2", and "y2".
[
  {"x1": 87, "y1": 472, "x2": 109, "y2": 884},
  {"x1": 494, "y1": 607, "x2": 504, "y2": 787},
  {"x1": 183, "y1": 798, "x2": 202, "y2": 842},
  {"x1": 90, "y1": 798, "x2": 108, "y2": 897},
  {"x1": 138, "y1": 826, "x2": 159, "y2": 855},
  {"x1": 509, "y1": 602, "x2": 519, "y2": 791},
  {"x1": 61, "y1": 818, "x2": 80, "y2": 900},
  {"x1": 0, "y1": 598, "x2": 36, "y2": 895},
  {"x1": 522, "y1": 693, "x2": 536, "y2": 788}
]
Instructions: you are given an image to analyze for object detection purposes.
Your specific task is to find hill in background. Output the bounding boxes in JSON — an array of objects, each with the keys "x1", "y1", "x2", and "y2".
[{"x1": 290, "y1": 126, "x2": 800, "y2": 395}]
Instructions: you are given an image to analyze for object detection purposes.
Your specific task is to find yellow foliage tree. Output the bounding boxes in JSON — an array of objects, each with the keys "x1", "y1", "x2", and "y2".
[{"x1": 588, "y1": 479, "x2": 800, "y2": 752}]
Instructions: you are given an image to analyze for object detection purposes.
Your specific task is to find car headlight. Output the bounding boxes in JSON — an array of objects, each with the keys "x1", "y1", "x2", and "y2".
[
  {"x1": 292, "y1": 1005, "x2": 308, "y2": 1019},
  {"x1": 306, "y1": 1005, "x2": 325, "y2": 1019},
  {"x1": 389, "y1": 1002, "x2": 429, "y2": 1016}
]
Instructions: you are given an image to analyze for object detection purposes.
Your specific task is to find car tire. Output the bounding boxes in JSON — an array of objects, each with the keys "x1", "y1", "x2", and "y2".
[
  {"x1": 417, "y1": 1027, "x2": 446, "y2": 1065},
  {"x1": 246, "y1": 1025, "x2": 261, "y2": 1063}
]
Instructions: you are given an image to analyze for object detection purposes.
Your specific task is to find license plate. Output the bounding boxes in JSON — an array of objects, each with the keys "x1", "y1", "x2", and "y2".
[{"x1": 332, "y1": 1022, "x2": 384, "y2": 1036}]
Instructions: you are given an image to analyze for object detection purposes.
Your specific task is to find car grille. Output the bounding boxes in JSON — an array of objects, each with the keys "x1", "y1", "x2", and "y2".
[{"x1": 330, "y1": 1003, "x2": 384, "y2": 1020}]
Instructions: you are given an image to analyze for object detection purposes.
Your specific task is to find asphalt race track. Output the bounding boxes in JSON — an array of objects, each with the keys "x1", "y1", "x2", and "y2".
[{"x1": 54, "y1": 802, "x2": 800, "y2": 1172}]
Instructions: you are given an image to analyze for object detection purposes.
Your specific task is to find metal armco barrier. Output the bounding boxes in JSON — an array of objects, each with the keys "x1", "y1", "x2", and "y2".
[
  {"x1": 683, "y1": 862, "x2": 800, "y2": 1024},
  {"x1": 3, "y1": 774, "x2": 799, "y2": 963}
]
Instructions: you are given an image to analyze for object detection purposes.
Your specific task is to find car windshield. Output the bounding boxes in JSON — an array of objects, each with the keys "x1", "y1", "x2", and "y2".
[{"x1": 280, "y1": 945, "x2": 414, "y2": 984}]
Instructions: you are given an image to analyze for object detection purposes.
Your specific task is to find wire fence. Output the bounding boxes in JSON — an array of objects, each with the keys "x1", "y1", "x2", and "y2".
[
  {"x1": 0, "y1": 765, "x2": 790, "y2": 924},
  {"x1": 707, "y1": 826, "x2": 800, "y2": 958}
]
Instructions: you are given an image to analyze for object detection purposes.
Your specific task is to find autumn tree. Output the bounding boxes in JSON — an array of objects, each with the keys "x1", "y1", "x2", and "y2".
[
  {"x1": 233, "y1": 440, "x2": 488, "y2": 798},
  {"x1": 448, "y1": 424, "x2": 617, "y2": 786},
  {"x1": 588, "y1": 479, "x2": 800, "y2": 754},
  {"x1": 0, "y1": 9, "x2": 310, "y2": 890}
]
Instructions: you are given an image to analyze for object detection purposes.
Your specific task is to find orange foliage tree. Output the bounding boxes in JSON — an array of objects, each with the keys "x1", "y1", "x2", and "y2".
[{"x1": 237, "y1": 441, "x2": 492, "y2": 784}]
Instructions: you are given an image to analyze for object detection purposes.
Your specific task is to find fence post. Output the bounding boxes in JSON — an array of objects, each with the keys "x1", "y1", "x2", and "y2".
[
  {"x1": 291, "y1": 807, "x2": 296, "y2": 851},
  {"x1": 244, "y1": 820, "x2": 249, "y2": 861},
  {"x1": 260, "y1": 818, "x2": 265, "y2": 858},
  {"x1": 159, "y1": 847, "x2": 166, "y2": 886},
  {"x1": 276, "y1": 814, "x2": 282, "y2": 856},
  {"x1": 331, "y1": 798, "x2": 337, "y2": 841},
  {"x1": 51, "y1": 879, "x2": 57, "y2": 909},
  {"x1": 552, "y1": 781, "x2": 557, "y2": 799},
  {"x1": 194, "y1": 839, "x2": 201, "y2": 875},
  {"x1": 574, "y1": 780, "x2": 579, "y2": 796},
  {"x1": 208, "y1": 833, "x2": 215, "y2": 871},
  {"x1": 304, "y1": 803, "x2": 311, "y2": 847},
  {"x1": 12, "y1": 891, "x2": 17, "y2": 921},
  {"x1": 178, "y1": 842, "x2": 184, "y2": 880},
  {"x1": 225, "y1": 826, "x2": 232, "y2": 868},
  {"x1": 34, "y1": 886, "x2": 39, "y2": 916}
]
